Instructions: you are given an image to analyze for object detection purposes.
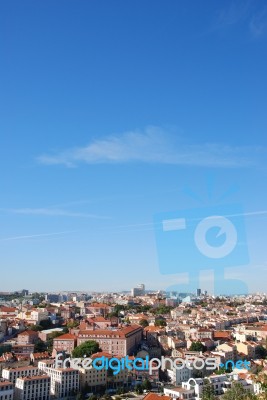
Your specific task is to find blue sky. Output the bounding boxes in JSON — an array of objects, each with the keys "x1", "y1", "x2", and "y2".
[{"x1": 0, "y1": 0, "x2": 267, "y2": 293}]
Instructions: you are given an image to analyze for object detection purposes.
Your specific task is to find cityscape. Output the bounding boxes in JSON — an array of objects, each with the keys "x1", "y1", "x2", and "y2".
[
  {"x1": 1, "y1": 0, "x2": 267, "y2": 400},
  {"x1": 1, "y1": 286, "x2": 267, "y2": 399}
]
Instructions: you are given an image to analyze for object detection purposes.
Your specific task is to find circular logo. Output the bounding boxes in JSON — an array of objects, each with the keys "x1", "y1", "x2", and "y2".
[{"x1": 194, "y1": 215, "x2": 237, "y2": 259}]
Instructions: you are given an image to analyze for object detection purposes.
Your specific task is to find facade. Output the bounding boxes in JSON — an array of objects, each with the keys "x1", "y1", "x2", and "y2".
[
  {"x1": 53, "y1": 334, "x2": 77, "y2": 354},
  {"x1": 166, "y1": 361, "x2": 193, "y2": 385},
  {"x1": 164, "y1": 386, "x2": 195, "y2": 399},
  {"x1": 131, "y1": 284, "x2": 145, "y2": 297},
  {"x1": 14, "y1": 375, "x2": 50, "y2": 400},
  {"x1": 2, "y1": 366, "x2": 40, "y2": 384},
  {"x1": 38, "y1": 365, "x2": 79, "y2": 399},
  {"x1": 17, "y1": 309, "x2": 49, "y2": 325},
  {"x1": 11, "y1": 344, "x2": 35, "y2": 356},
  {"x1": 0, "y1": 379, "x2": 13, "y2": 400},
  {"x1": 77, "y1": 325, "x2": 143, "y2": 357},
  {"x1": 17, "y1": 331, "x2": 39, "y2": 345},
  {"x1": 182, "y1": 374, "x2": 254, "y2": 399},
  {"x1": 79, "y1": 352, "x2": 128, "y2": 391},
  {"x1": 38, "y1": 328, "x2": 64, "y2": 342},
  {"x1": 85, "y1": 304, "x2": 113, "y2": 318}
]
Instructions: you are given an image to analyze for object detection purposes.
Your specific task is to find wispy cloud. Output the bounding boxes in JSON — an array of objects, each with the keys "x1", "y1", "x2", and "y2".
[
  {"x1": 6, "y1": 208, "x2": 110, "y2": 219},
  {"x1": 215, "y1": 1, "x2": 250, "y2": 28},
  {"x1": 249, "y1": 6, "x2": 267, "y2": 37},
  {"x1": 0, "y1": 231, "x2": 75, "y2": 242},
  {"x1": 1, "y1": 208, "x2": 110, "y2": 219},
  {"x1": 37, "y1": 126, "x2": 266, "y2": 168},
  {"x1": 210, "y1": 1, "x2": 267, "y2": 38}
]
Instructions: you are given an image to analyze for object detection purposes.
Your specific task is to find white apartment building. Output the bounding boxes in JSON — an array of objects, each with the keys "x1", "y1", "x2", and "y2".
[
  {"x1": 164, "y1": 386, "x2": 195, "y2": 399},
  {"x1": 38, "y1": 365, "x2": 79, "y2": 399},
  {"x1": 166, "y1": 361, "x2": 193, "y2": 385},
  {"x1": 2, "y1": 366, "x2": 40, "y2": 384},
  {"x1": 0, "y1": 379, "x2": 14, "y2": 400},
  {"x1": 14, "y1": 375, "x2": 50, "y2": 400},
  {"x1": 17, "y1": 309, "x2": 49, "y2": 324},
  {"x1": 182, "y1": 374, "x2": 254, "y2": 399}
]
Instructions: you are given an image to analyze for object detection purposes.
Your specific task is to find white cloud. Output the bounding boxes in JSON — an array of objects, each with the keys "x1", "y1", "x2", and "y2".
[{"x1": 37, "y1": 126, "x2": 265, "y2": 168}]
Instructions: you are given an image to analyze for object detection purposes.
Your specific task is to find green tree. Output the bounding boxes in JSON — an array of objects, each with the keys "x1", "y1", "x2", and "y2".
[
  {"x1": 222, "y1": 382, "x2": 257, "y2": 400},
  {"x1": 202, "y1": 380, "x2": 217, "y2": 400},
  {"x1": 72, "y1": 340, "x2": 100, "y2": 357},
  {"x1": 256, "y1": 345, "x2": 267, "y2": 359},
  {"x1": 189, "y1": 342, "x2": 207, "y2": 352},
  {"x1": 135, "y1": 384, "x2": 143, "y2": 394},
  {"x1": 39, "y1": 319, "x2": 53, "y2": 329},
  {"x1": 142, "y1": 378, "x2": 152, "y2": 390},
  {"x1": 154, "y1": 319, "x2": 166, "y2": 327},
  {"x1": 67, "y1": 321, "x2": 80, "y2": 329},
  {"x1": 28, "y1": 324, "x2": 43, "y2": 331},
  {"x1": 34, "y1": 339, "x2": 47, "y2": 352},
  {"x1": 139, "y1": 319, "x2": 149, "y2": 328},
  {"x1": 116, "y1": 387, "x2": 125, "y2": 394}
]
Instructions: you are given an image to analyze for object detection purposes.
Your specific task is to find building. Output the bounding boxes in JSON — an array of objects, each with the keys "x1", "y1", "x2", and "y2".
[
  {"x1": 85, "y1": 303, "x2": 113, "y2": 318},
  {"x1": 14, "y1": 375, "x2": 50, "y2": 400},
  {"x1": 38, "y1": 328, "x2": 64, "y2": 342},
  {"x1": 53, "y1": 333, "x2": 77, "y2": 354},
  {"x1": 196, "y1": 289, "x2": 201, "y2": 297},
  {"x1": 182, "y1": 374, "x2": 254, "y2": 399},
  {"x1": 79, "y1": 352, "x2": 128, "y2": 391},
  {"x1": 17, "y1": 331, "x2": 39, "y2": 345},
  {"x1": 2, "y1": 366, "x2": 40, "y2": 384},
  {"x1": 38, "y1": 364, "x2": 79, "y2": 399},
  {"x1": 45, "y1": 294, "x2": 60, "y2": 303},
  {"x1": 17, "y1": 309, "x2": 49, "y2": 325},
  {"x1": 11, "y1": 344, "x2": 35, "y2": 357},
  {"x1": 131, "y1": 284, "x2": 145, "y2": 297},
  {"x1": 166, "y1": 360, "x2": 193, "y2": 385},
  {"x1": 77, "y1": 325, "x2": 143, "y2": 357},
  {"x1": 0, "y1": 307, "x2": 17, "y2": 318},
  {"x1": 164, "y1": 386, "x2": 195, "y2": 399},
  {"x1": 0, "y1": 379, "x2": 13, "y2": 400},
  {"x1": 236, "y1": 341, "x2": 260, "y2": 360}
]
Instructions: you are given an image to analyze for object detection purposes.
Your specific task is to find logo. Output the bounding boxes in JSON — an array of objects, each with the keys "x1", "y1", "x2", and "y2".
[{"x1": 154, "y1": 203, "x2": 249, "y2": 294}]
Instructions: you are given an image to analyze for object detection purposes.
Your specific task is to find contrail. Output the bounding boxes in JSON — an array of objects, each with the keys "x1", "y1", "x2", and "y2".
[{"x1": 0, "y1": 231, "x2": 75, "y2": 242}]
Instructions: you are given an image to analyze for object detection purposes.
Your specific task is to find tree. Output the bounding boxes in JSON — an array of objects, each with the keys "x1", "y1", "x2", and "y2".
[
  {"x1": 256, "y1": 345, "x2": 267, "y2": 359},
  {"x1": 189, "y1": 342, "x2": 207, "y2": 352},
  {"x1": 28, "y1": 324, "x2": 43, "y2": 331},
  {"x1": 67, "y1": 321, "x2": 80, "y2": 329},
  {"x1": 39, "y1": 319, "x2": 53, "y2": 329},
  {"x1": 72, "y1": 340, "x2": 100, "y2": 357},
  {"x1": 135, "y1": 384, "x2": 143, "y2": 394},
  {"x1": 34, "y1": 339, "x2": 47, "y2": 352},
  {"x1": 117, "y1": 387, "x2": 125, "y2": 394},
  {"x1": 139, "y1": 319, "x2": 149, "y2": 328},
  {"x1": 202, "y1": 380, "x2": 217, "y2": 400},
  {"x1": 142, "y1": 378, "x2": 152, "y2": 390},
  {"x1": 154, "y1": 319, "x2": 166, "y2": 327},
  {"x1": 222, "y1": 382, "x2": 257, "y2": 400}
]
